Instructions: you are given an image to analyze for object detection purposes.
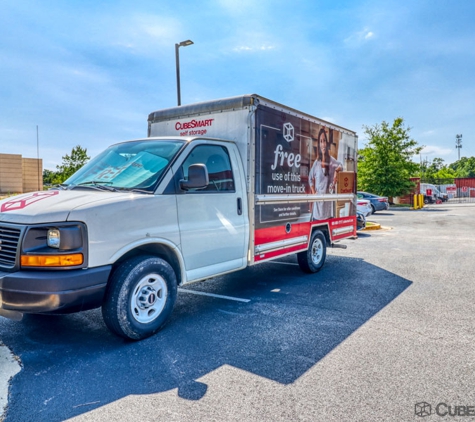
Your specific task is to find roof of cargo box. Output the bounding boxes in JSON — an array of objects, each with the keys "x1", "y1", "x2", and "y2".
[{"x1": 148, "y1": 94, "x2": 356, "y2": 135}]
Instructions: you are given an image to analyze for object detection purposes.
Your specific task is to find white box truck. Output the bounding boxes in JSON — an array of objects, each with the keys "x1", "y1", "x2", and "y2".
[
  {"x1": 0, "y1": 94, "x2": 358, "y2": 340},
  {"x1": 420, "y1": 183, "x2": 448, "y2": 203}
]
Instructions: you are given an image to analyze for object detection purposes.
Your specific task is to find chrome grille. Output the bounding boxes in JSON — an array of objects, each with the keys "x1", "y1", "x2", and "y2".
[{"x1": 0, "y1": 225, "x2": 21, "y2": 269}]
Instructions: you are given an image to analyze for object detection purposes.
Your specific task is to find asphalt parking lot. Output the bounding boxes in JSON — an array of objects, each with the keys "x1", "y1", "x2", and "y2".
[{"x1": 1, "y1": 203, "x2": 475, "y2": 421}]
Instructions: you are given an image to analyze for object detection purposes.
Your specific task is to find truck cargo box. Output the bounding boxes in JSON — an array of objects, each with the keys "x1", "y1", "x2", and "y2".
[{"x1": 148, "y1": 94, "x2": 358, "y2": 265}]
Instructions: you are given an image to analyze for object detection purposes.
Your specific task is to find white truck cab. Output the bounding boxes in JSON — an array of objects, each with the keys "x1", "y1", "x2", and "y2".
[
  {"x1": 0, "y1": 95, "x2": 358, "y2": 340},
  {"x1": 420, "y1": 183, "x2": 447, "y2": 203}
]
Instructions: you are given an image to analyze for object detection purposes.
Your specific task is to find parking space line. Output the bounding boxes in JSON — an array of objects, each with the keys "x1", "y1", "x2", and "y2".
[
  {"x1": 178, "y1": 288, "x2": 251, "y2": 303},
  {"x1": 267, "y1": 261, "x2": 299, "y2": 266}
]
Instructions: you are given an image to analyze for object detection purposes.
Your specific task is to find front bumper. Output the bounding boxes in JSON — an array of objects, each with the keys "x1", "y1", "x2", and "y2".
[{"x1": 0, "y1": 266, "x2": 112, "y2": 319}]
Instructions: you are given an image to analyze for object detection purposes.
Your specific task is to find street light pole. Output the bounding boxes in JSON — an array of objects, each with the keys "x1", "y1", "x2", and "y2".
[
  {"x1": 175, "y1": 39, "x2": 194, "y2": 106},
  {"x1": 37, "y1": 125, "x2": 40, "y2": 191},
  {"x1": 455, "y1": 134, "x2": 463, "y2": 161}
]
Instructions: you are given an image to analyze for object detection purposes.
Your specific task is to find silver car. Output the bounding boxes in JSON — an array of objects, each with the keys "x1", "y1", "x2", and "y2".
[
  {"x1": 357, "y1": 198, "x2": 373, "y2": 217},
  {"x1": 357, "y1": 192, "x2": 389, "y2": 214}
]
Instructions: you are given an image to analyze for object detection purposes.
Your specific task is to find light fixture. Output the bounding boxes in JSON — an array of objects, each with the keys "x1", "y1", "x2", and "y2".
[{"x1": 175, "y1": 39, "x2": 194, "y2": 106}]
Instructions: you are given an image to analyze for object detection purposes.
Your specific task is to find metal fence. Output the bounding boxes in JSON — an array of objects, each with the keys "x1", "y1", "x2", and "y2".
[{"x1": 421, "y1": 178, "x2": 475, "y2": 203}]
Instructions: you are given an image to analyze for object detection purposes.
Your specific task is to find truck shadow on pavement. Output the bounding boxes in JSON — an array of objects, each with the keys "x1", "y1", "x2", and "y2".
[{"x1": 0, "y1": 255, "x2": 411, "y2": 422}]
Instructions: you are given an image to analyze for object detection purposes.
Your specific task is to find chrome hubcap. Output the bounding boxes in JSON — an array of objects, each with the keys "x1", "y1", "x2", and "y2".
[
  {"x1": 311, "y1": 238, "x2": 323, "y2": 265},
  {"x1": 130, "y1": 273, "x2": 168, "y2": 324},
  {"x1": 138, "y1": 286, "x2": 158, "y2": 308}
]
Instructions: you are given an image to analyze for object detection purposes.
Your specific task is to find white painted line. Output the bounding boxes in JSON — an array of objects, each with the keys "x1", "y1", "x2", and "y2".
[
  {"x1": 178, "y1": 288, "x2": 250, "y2": 303},
  {"x1": 267, "y1": 261, "x2": 299, "y2": 266},
  {"x1": 0, "y1": 344, "x2": 21, "y2": 419}
]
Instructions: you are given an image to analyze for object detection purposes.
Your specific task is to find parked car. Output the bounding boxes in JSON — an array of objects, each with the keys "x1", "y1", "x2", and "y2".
[
  {"x1": 357, "y1": 198, "x2": 373, "y2": 217},
  {"x1": 356, "y1": 211, "x2": 366, "y2": 231},
  {"x1": 357, "y1": 192, "x2": 389, "y2": 213}
]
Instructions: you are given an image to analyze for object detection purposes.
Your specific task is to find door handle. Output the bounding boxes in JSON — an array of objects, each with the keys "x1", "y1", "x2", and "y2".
[{"x1": 237, "y1": 197, "x2": 242, "y2": 215}]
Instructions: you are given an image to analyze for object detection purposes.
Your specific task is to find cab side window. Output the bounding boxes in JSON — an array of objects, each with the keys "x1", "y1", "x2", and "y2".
[{"x1": 181, "y1": 145, "x2": 235, "y2": 192}]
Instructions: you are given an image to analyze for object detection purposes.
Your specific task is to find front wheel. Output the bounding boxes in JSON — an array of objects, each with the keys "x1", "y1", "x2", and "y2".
[
  {"x1": 297, "y1": 230, "x2": 327, "y2": 273},
  {"x1": 102, "y1": 256, "x2": 177, "y2": 340}
]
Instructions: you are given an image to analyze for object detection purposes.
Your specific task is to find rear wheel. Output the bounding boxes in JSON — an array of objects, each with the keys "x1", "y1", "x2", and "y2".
[
  {"x1": 297, "y1": 230, "x2": 327, "y2": 273},
  {"x1": 102, "y1": 255, "x2": 177, "y2": 340},
  {"x1": 371, "y1": 204, "x2": 376, "y2": 214}
]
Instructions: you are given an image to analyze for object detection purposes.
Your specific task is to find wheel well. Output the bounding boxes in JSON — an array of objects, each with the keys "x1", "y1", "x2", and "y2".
[
  {"x1": 112, "y1": 244, "x2": 183, "y2": 285},
  {"x1": 311, "y1": 225, "x2": 330, "y2": 246}
]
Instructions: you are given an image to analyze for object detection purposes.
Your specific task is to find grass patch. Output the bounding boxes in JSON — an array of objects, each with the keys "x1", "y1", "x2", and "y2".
[{"x1": 0, "y1": 193, "x2": 19, "y2": 200}]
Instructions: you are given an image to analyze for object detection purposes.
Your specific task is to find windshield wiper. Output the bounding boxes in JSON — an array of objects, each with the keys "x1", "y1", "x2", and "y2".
[
  {"x1": 111, "y1": 187, "x2": 153, "y2": 194},
  {"x1": 51, "y1": 183, "x2": 70, "y2": 190},
  {"x1": 72, "y1": 181, "x2": 119, "y2": 192},
  {"x1": 127, "y1": 188, "x2": 153, "y2": 194}
]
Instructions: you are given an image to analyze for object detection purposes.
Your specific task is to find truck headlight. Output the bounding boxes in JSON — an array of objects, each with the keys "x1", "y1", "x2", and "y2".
[
  {"x1": 21, "y1": 222, "x2": 88, "y2": 269},
  {"x1": 45, "y1": 226, "x2": 83, "y2": 250},
  {"x1": 47, "y1": 229, "x2": 61, "y2": 248}
]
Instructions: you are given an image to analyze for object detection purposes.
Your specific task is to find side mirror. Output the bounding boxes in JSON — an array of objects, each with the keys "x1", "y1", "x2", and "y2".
[{"x1": 180, "y1": 164, "x2": 209, "y2": 190}]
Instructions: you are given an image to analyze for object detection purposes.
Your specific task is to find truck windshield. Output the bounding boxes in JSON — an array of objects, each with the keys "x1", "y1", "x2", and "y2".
[{"x1": 64, "y1": 139, "x2": 185, "y2": 192}]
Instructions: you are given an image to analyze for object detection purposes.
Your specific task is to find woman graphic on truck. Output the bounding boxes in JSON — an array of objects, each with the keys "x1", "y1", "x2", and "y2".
[{"x1": 308, "y1": 128, "x2": 343, "y2": 220}]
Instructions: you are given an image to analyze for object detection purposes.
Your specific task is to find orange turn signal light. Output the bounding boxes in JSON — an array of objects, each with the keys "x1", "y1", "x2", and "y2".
[{"x1": 21, "y1": 254, "x2": 84, "y2": 267}]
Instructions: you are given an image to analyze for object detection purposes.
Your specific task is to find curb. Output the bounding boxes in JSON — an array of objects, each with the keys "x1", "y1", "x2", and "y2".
[{"x1": 362, "y1": 222, "x2": 381, "y2": 231}]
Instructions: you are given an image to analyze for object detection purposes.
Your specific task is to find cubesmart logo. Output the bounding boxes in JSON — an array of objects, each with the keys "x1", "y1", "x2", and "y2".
[
  {"x1": 415, "y1": 402, "x2": 432, "y2": 417},
  {"x1": 283, "y1": 122, "x2": 294, "y2": 142}
]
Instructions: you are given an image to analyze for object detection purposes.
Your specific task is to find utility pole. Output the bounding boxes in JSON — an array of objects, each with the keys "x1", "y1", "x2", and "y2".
[
  {"x1": 37, "y1": 125, "x2": 40, "y2": 191},
  {"x1": 455, "y1": 134, "x2": 463, "y2": 161}
]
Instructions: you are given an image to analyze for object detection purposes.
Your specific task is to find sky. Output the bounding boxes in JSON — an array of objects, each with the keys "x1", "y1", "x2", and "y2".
[{"x1": 1, "y1": 0, "x2": 474, "y2": 171}]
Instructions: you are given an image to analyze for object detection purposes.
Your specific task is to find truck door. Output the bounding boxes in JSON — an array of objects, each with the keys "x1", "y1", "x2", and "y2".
[{"x1": 175, "y1": 143, "x2": 247, "y2": 281}]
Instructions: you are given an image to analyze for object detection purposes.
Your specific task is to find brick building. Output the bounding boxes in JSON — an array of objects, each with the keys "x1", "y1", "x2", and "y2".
[{"x1": 0, "y1": 153, "x2": 43, "y2": 194}]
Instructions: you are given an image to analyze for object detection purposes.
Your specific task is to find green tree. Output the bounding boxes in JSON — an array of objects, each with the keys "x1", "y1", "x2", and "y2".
[
  {"x1": 428, "y1": 157, "x2": 445, "y2": 174},
  {"x1": 358, "y1": 118, "x2": 423, "y2": 198},
  {"x1": 433, "y1": 167, "x2": 457, "y2": 181},
  {"x1": 55, "y1": 145, "x2": 90, "y2": 183},
  {"x1": 418, "y1": 157, "x2": 457, "y2": 183},
  {"x1": 43, "y1": 169, "x2": 56, "y2": 185},
  {"x1": 449, "y1": 157, "x2": 475, "y2": 177}
]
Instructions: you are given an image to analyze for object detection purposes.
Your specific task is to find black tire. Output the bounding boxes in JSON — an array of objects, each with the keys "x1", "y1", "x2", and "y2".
[
  {"x1": 102, "y1": 255, "x2": 177, "y2": 340},
  {"x1": 297, "y1": 230, "x2": 327, "y2": 273},
  {"x1": 371, "y1": 204, "x2": 376, "y2": 214}
]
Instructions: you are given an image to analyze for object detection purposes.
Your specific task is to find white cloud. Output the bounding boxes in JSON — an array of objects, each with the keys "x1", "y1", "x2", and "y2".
[
  {"x1": 344, "y1": 28, "x2": 376, "y2": 45},
  {"x1": 104, "y1": 14, "x2": 183, "y2": 56},
  {"x1": 234, "y1": 46, "x2": 252, "y2": 52},
  {"x1": 233, "y1": 44, "x2": 276, "y2": 53},
  {"x1": 420, "y1": 145, "x2": 453, "y2": 157}
]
